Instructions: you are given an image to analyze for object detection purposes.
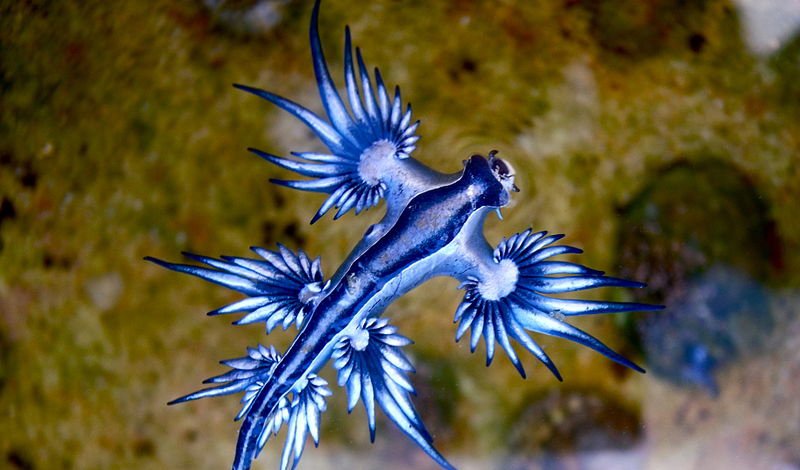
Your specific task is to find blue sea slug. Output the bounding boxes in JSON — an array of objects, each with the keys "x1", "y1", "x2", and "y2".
[{"x1": 146, "y1": 1, "x2": 661, "y2": 469}]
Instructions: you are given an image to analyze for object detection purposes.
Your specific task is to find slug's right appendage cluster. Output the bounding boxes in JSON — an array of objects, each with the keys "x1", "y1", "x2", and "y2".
[{"x1": 455, "y1": 230, "x2": 659, "y2": 380}]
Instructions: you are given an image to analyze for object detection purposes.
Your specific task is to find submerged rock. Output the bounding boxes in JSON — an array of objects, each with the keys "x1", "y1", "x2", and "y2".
[
  {"x1": 580, "y1": 0, "x2": 717, "y2": 60},
  {"x1": 202, "y1": 0, "x2": 291, "y2": 37},
  {"x1": 505, "y1": 388, "x2": 641, "y2": 468},
  {"x1": 769, "y1": 31, "x2": 800, "y2": 118},
  {"x1": 638, "y1": 264, "x2": 771, "y2": 394},
  {"x1": 617, "y1": 160, "x2": 778, "y2": 394}
]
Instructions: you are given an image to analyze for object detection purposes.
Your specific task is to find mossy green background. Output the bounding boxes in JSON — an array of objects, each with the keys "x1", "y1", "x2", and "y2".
[{"x1": 2, "y1": 0, "x2": 799, "y2": 468}]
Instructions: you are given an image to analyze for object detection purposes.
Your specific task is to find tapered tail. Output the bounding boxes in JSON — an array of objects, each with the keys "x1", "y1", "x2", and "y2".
[
  {"x1": 233, "y1": 411, "x2": 268, "y2": 470},
  {"x1": 231, "y1": 367, "x2": 331, "y2": 470}
]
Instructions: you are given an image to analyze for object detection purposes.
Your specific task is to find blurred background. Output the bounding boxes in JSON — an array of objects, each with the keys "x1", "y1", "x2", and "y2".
[{"x1": 2, "y1": 0, "x2": 799, "y2": 468}]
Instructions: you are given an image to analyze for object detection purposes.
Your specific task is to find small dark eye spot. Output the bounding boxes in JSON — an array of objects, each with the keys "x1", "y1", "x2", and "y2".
[{"x1": 492, "y1": 158, "x2": 511, "y2": 178}]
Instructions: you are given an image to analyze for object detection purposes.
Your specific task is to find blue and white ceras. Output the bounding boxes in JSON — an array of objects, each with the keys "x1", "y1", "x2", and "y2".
[{"x1": 146, "y1": 1, "x2": 662, "y2": 469}]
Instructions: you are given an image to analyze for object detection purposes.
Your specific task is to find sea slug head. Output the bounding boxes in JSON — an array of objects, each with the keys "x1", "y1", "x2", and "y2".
[
  {"x1": 488, "y1": 149, "x2": 520, "y2": 197},
  {"x1": 462, "y1": 151, "x2": 519, "y2": 209}
]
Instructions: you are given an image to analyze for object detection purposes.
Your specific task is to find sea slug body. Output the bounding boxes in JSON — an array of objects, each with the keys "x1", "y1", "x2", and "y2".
[{"x1": 146, "y1": 1, "x2": 661, "y2": 469}]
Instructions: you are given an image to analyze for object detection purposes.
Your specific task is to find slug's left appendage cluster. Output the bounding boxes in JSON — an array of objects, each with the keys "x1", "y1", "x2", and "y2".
[
  {"x1": 146, "y1": 245, "x2": 325, "y2": 333},
  {"x1": 234, "y1": 3, "x2": 420, "y2": 224}
]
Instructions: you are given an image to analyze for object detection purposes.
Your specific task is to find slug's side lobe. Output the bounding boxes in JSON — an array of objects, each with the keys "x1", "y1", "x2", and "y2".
[
  {"x1": 450, "y1": 229, "x2": 661, "y2": 380},
  {"x1": 147, "y1": 1, "x2": 662, "y2": 469},
  {"x1": 233, "y1": 0, "x2": 425, "y2": 225}
]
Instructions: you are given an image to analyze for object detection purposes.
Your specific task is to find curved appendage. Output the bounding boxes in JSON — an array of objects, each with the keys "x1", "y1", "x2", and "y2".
[
  {"x1": 147, "y1": 0, "x2": 666, "y2": 467},
  {"x1": 166, "y1": 340, "x2": 332, "y2": 470},
  {"x1": 144, "y1": 245, "x2": 325, "y2": 332},
  {"x1": 169, "y1": 344, "x2": 282, "y2": 410},
  {"x1": 236, "y1": 0, "x2": 421, "y2": 223},
  {"x1": 256, "y1": 374, "x2": 331, "y2": 470},
  {"x1": 454, "y1": 229, "x2": 663, "y2": 379},
  {"x1": 332, "y1": 318, "x2": 454, "y2": 470}
]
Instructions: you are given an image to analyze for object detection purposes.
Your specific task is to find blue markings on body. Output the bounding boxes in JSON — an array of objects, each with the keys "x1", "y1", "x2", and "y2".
[{"x1": 145, "y1": 1, "x2": 662, "y2": 469}]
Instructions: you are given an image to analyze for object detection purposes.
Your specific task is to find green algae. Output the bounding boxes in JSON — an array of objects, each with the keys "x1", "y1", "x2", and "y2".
[
  {"x1": 1, "y1": 0, "x2": 799, "y2": 468},
  {"x1": 618, "y1": 159, "x2": 779, "y2": 300},
  {"x1": 505, "y1": 387, "x2": 641, "y2": 458}
]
